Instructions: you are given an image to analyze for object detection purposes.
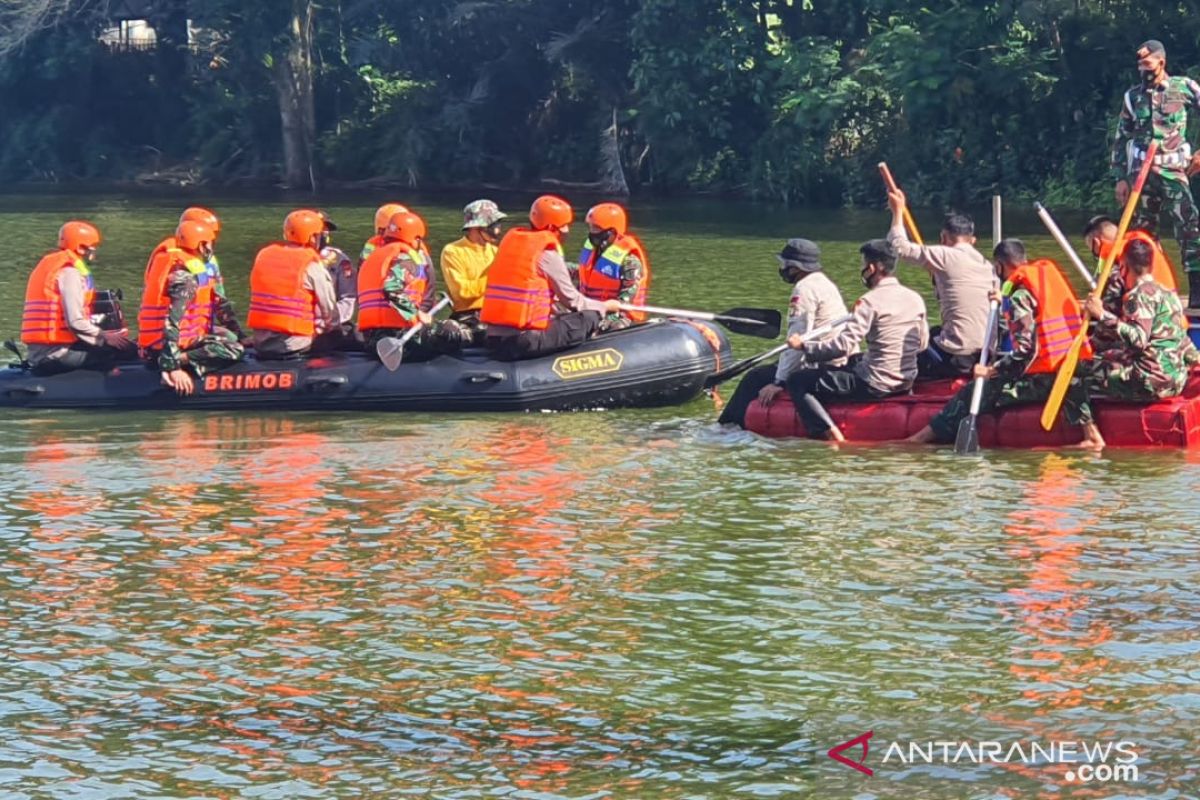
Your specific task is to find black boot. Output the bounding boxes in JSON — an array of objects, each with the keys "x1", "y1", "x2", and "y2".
[{"x1": 1190, "y1": 272, "x2": 1200, "y2": 309}]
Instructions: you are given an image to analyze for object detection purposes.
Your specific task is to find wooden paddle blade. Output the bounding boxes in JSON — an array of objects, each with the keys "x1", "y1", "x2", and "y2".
[
  {"x1": 376, "y1": 337, "x2": 405, "y2": 372},
  {"x1": 954, "y1": 416, "x2": 980, "y2": 455},
  {"x1": 716, "y1": 307, "x2": 783, "y2": 338},
  {"x1": 1039, "y1": 327, "x2": 1088, "y2": 430}
]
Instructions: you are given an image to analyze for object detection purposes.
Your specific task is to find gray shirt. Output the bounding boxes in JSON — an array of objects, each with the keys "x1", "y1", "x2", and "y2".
[
  {"x1": 253, "y1": 261, "x2": 340, "y2": 356},
  {"x1": 488, "y1": 248, "x2": 608, "y2": 337},
  {"x1": 887, "y1": 224, "x2": 995, "y2": 355},
  {"x1": 804, "y1": 276, "x2": 929, "y2": 394},
  {"x1": 776, "y1": 271, "x2": 850, "y2": 382},
  {"x1": 27, "y1": 267, "x2": 102, "y2": 365},
  {"x1": 321, "y1": 246, "x2": 358, "y2": 325}
]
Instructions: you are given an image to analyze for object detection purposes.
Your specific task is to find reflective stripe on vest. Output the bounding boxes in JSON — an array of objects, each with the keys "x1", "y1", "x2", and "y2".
[
  {"x1": 357, "y1": 241, "x2": 429, "y2": 331},
  {"x1": 480, "y1": 228, "x2": 558, "y2": 330},
  {"x1": 21, "y1": 251, "x2": 94, "y2": 345},
  {"x1": 577, "y1": 234, "x2": 650, "y2": 320},
  {"x1": 137, "y1": 248, "x2": 214, "y2": 350},
  {"x1": 247, "y1": 243, "x2": 319, "y2": 336},
  {"x1": 1005, "y1": 259, "x2": 1093, "y2": 375}
]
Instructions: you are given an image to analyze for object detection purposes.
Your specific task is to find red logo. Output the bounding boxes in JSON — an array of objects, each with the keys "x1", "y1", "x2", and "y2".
[{"x1": 828, "y1": 731, "x2": 874, "y2": 776}]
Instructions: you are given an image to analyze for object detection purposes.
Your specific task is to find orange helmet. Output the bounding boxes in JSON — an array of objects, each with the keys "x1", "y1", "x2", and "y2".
[
  {"x1": 530, "y1": 195, "x2": 573, "y2": 231},
  {"x1": 385, "y1": 212, "x2": 424, "y2": 247},
  {"x1": 374, "y1": 203, "x2": 409, "y2": 233},
  {"x1": 586, "y1": 203, "x2": 628, "y2": 236},
  {"x1": 175, "y1": 220, "x2": 215, "y2": 252},
  {"x1": 180, "y1": 207, "x2": 220, "y2": 238},
  {"x1": 58, "y1": 221, "x2": 102, "y2": 255},
  {"x1": 283, "y1": 209, "x2": 324, "y2": 247}
]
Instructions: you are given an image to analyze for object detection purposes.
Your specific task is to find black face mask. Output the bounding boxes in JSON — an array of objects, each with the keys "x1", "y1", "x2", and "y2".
[
  {"x1": 1140, "y1": 68, "x2": 1159, "y2": 86},
  {"x1": 318, "y1": 232, "x2": 331, "y2": 251},
  {"x1": 860, "y1": 264, "x2": 874, "y2": 288},
  {"x1": 588, "y1": 230, "x2": 615, "y2": 250},
  {"x1": 485, "y1": 224, "x2": 503, "y2": 242},
  {"x1": 779, "y1": 264, "x2": 801, "y2": 284}
]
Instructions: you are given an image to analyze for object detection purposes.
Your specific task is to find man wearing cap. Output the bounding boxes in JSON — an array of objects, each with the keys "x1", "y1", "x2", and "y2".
[
  {"x1": 441, "y1": 199, "x2": 506, "y2": 343},
  {"x1": 1111, "y1": 39, "x2": 1200, "y2": 307},
  {"x1": 887, "y1": 192, "x2": 994, "y2": 378},
  {"x1": 718, "y1": 238, "x2": 850, "y2": 427}
]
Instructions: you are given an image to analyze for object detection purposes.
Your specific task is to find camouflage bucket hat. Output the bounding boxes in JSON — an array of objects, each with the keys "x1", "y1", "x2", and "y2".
[{"x1": 463, "y1": 199, "x2": 507, "y2": 230}]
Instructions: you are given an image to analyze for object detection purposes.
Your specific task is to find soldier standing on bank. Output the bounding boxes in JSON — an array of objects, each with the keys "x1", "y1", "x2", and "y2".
[{"x1": 1110, "y1": 39, "x2": 1200, "y2": 308}]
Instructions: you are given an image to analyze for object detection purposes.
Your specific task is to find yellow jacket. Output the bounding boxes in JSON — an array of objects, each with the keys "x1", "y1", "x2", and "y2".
[{"x1": 440, "y1": 236, "x2": 497, "y2": 313}]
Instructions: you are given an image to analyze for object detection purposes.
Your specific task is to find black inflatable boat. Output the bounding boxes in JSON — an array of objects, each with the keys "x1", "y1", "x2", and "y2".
[{"x1": 0, "y1": 319, "x2": 732, "y2": 412}]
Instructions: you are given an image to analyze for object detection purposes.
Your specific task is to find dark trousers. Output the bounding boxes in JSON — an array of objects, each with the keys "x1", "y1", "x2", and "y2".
[
  {"x1": 487, "y1": 311, "x2": 601, "y2": 362},
  {"x1": 31, "y1": 343, "x2": 131, "y2": 376},
  {"x1": 785, "y1": 357, "x2": 893, "y2": 437},
  {"x1": 450, "y1": 310, "x2": 488, "y2": 346},
  {"x1": 717, "y1": 364, "x2": 779, "y2": 427},
  {"x1": 366, "y1": 321, "x2": 467, "y2": 363},
  {"x1": 918, "y1": 326, "x2": 979, "y2": 378}
]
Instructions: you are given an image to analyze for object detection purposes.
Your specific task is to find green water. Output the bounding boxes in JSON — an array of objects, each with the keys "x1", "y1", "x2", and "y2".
[{"x1": 0, "y1": 193, "x2": 1197, "y2": 799}]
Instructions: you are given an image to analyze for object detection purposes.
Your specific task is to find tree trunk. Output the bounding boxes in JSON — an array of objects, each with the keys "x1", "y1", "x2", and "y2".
[
  {"x1": 599, "y1": 106, "x2": 629, "y2": 195},
  {"x1": 273, "y1": 0, "x2": 317, "y2": 191}
]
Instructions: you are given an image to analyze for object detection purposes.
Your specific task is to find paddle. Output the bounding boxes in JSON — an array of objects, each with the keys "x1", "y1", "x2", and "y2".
[
  {"x1": 878, "y1": 162, "x2": 924, "y2": 245},
  {"x1": 618, "y1": 303, "x2": 782, "y2": 339},
  {"x1": 954, "y1": 300, "x2": 1001, "y2": 455},
  {"x1": 1040, "y1": 141, "x2": 1156, "y2": 431},
  {"x1": 376, "y1": 294, "x2": 453, "y2": 372},
  {"x1": 703, "y1": 313, "x2": 853, "y2": 389},
  {"x1": 1034, "y1": 202, "x2": 1097, "y2": 291},
  {"x1": 992, "y1": 195, "x2": 1002, "y2": 248}
]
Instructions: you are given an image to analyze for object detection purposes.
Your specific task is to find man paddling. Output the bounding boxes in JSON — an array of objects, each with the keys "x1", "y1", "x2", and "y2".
[
  {"x1": 481, "y1": 195, "x2": 620, "y2": 361},
  {"x1": 1084, "y1": 238, "x2": 1195, "y2": 402},
  {"x1": 1110, "y1": 39, "x2": 1200, "y2": 308},
  {"x1": 1082, "y1": 215, "x2": 1178, "y2": 314},
  {"x1": 887, "y1": 191, "x2": 993, "y2": 378},
  {"x1": 785, "y1": 239, "x2": 927, "y2": 440},
  {"x1": 907, "y1": 239, "x2": 1105, "y2": 449},
  {"x1": 718, "y1": 238, "x2": 849, "y2": 427}
]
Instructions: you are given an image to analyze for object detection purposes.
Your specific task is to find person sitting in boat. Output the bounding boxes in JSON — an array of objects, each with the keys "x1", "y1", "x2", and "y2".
[
  {"x1": 359, "y1": 211, "x2": 469, "y2": 360},
  {"x1": 20, "y1": 220, "x2": 136, "y2": 375},
  {"x1": 481, "y1": 195, "x2": 620, "y2": 361},
  {"x1": 361, "y1": 203, "x2": 407, "y2": 263},
  {"x1": 247, "y1": 209, "x2": 340, "y2": 360},
  {"x1": 144, "y1": 207, "x2": 248, "y2": 347},
  {"x1": 718, "y1": 238, "x2": 850, "y2": 427},
  {"x1": 139, "y1": 220, "x2": 245, "y2": 396},
  {"x1": 907, "y1": 239, "x2": 1105, "y2": 449},
  {"x1": 785, "y1": 239, "x2": 928, "y2": 440},
  {"x1": 315, "y1": 210, "x2": 361, "y2": 347},
  {"x1": 1083, "y1": 215, "x2": 1178, "y2": 316},
  {"x1": 575, "y1": 203, "x2": 651, "y2": 332},
  {"x1": 1083, "y1": 238, "x2": 1196, "y2": 403},
  {"x1": 441, "y1": 199, "x2": 507, "y2": 344},
  {"x1": 887, "y1": 190, "x2": 994, "y2": 379}
]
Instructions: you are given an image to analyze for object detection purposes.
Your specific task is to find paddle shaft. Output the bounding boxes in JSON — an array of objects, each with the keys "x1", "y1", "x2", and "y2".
[
  {"x1": 878, "y1": 162, "x2": 924, "y2": 245},
  {"x1": 704, "y1": 313, "x2": 853, "y2": 388},
  {"x1": 967, "y1": 301, "x2": 1002, "y2": 417},
  {"x1": 619, "y1": 303, "x2": 756, "y2": 326},
  {"x1": 1034, "y1": 202, "x2": 1097, "y2": 290},
  {"x1": 992, "y1": 195, "x2": 1002, "y2": 249},
  {"x1": 1040, "y1": 142, "x2": 1157, "y2": 430}
]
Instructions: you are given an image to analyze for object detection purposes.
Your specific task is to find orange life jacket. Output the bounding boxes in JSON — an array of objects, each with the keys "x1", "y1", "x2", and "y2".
[
  {"x1": 247, "y1": 243, "x2": 320, "y2": 336},
  {"x1": 480, "y1": 228, "x2": 558, "y2": 330},
  {"x1": 21, "y1": 250, "x2": 94, "y2": 345},
  {"x1": 137, "y1": 247, "x2": 216, "y2": 350},
  {"x1": 577, "y1": 233, "x2": 651, "y2": 320},
  {"x1": 1098, "y1": 231, "x2": 1178, "y2": 292},
  {"x1": 1006, "y1": 259, "x2": 1093, "y2": 375},
  {"x1": 357, "y1": 241, "x2": 430, "y2": 331}
]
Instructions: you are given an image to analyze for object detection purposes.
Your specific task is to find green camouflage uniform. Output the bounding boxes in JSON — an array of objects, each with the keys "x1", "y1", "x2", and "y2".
[
  {"x1": 599, "y1": 254, "x2": 645, "y2": 332},
  {"x1": 208, "y1": 256, "x2": 246, "y2": 340},
  {"x1": 1110, "y1": 75, "x2": 1200, "y2": 274},
  {"x1": 1091, "y1": 275, "x2": 1194, "y2": 399},
  {"x1": 156, "y1": 266, "x2": 245, "y2": 375},
  {"x1": 364, "y1": 253, "x2": 467, "y2": 359},
  {"x1": 928, "y1": 285, "x2": 1093, "y2": 443}
]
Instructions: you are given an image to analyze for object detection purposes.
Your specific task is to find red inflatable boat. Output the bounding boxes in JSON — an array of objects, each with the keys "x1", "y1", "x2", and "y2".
[{"x1": 743, "y1": 370, "x2": 1200, "y2": 448}]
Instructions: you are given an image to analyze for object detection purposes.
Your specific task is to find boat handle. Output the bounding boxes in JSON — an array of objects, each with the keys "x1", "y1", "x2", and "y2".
[
  {"x1": 462, "y1": 371, "x2": 506, "y2": 384},
  {"x1": 5, "y1": 384, "x2": 45, "y2": 398},
  {"x1": 303, "y1": 374, "x2": 349, "y2": 391}
]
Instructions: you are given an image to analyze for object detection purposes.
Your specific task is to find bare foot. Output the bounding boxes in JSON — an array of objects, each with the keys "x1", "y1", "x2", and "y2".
[
  {"x1": 905, "y1": 425, "x2": 936, "y2": 444},
  {"x1": 1070, "y1": 422, "x2": 1106, "y2": 451}
]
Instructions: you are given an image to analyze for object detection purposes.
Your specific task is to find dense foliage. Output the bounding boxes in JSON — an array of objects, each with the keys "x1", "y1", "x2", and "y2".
[{"x1": 1, "y1": 0, "x2": 1199, "y2": 207}]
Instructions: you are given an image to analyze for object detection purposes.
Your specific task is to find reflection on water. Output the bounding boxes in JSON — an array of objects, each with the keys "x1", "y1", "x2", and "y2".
[{"x1": 1, "y1": 414, "x2": 1198, "y2": 798}]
